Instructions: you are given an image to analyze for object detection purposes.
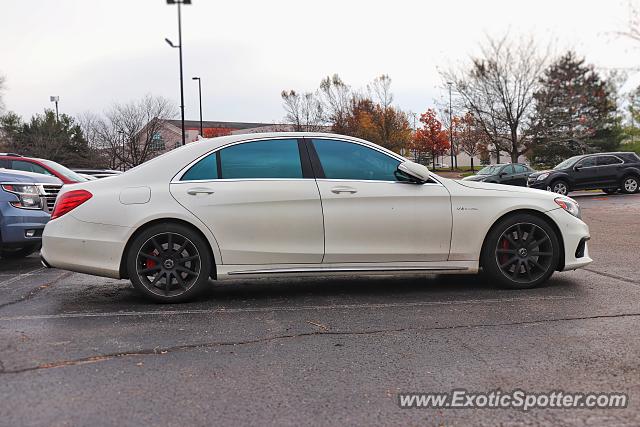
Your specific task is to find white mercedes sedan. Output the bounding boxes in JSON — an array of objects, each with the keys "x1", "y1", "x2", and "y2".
[{"x1": 41, "y1": 133, "x2": 592, "y2": 302}]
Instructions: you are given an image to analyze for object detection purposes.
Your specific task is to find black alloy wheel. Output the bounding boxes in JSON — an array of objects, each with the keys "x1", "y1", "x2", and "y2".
[
  {"x1": 482, "y1": 214, "x2": 560, "y2": 289},
  {"x1": 127, "y1": 224, "x2": 212, "y2": 303}
]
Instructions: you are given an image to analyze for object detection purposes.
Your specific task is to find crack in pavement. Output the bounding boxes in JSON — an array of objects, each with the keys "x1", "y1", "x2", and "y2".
[
  {"x1": 0, "y1": 295, "x2": 577, "y2": 322},
  {"x1": 583, "y1": 268, "x2": 640, "y2": 286},
  {"x1": 0, "y1": 271, "x2": 73, "y2": 311},
  {"x1": 2, "y1": 310, "x2": 640, "y2": 375}
]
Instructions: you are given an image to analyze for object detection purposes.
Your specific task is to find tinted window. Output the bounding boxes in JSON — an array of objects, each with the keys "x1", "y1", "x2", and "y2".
[
  {"x1": 501, "y1": 165, "x2": 515, "y2": 174},
  {"x1": 12, "y1": 160, "x2": 51, "y2": 175},
  {"x1": 597, "y1": 156, "x2": 622, "y2": 166},
  {"x1": 312, "y1": 139, "x2": 401, "y2": 181},
  {"x1": 577, "y1": 157, "x2": 596, "y2": 168},
  {"x1": 182, "y1": 152, "x2": 218, "y2": 181},
  {"x1": 0, "y1": 159, "x2": 9, "y2": 168},
  {"x1": 513, "y1": 164, "x2": 529, "y2": 173},
  {"x1": 220, "y1": 139, "x2": 302, "y2": 179}
]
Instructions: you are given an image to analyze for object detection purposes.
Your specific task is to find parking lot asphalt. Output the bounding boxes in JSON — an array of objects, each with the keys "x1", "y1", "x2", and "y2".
[{"x1": 0, "y1": 192, "x2": 639, "y2": 426}]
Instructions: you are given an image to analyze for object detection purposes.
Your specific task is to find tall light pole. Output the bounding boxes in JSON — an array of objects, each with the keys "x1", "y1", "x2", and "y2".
[
  {"x1": 50, "y1": 96, "x2": 60, "y2": 122},
  {"x1": 117, "y1": 129, "x2": 125, "y2": 171},
  {"x1": 447, "y1": 82, "x2": 454, "y2": 171},
  {"x1": 165, "y1": 0, "x2": 191, "y2": 146},
  {"x1": 192, "y1": 76, "x2": 203, "y2": 137}
]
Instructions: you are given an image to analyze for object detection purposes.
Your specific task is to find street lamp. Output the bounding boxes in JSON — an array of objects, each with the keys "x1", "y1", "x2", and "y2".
[
  {"x1": 192, "y1": 76, "x2": 203, "y2": 137},
  {"x1": 447, "y1": 82, "x2": 454, "y2": 171},
  {"x1": 50, "y1": 96, "x2": 60, "y2": 122},
  {"x1": 165, "y1": 0, "x2": 192, "y2": 146},
  {"x1": 117, "y1": 129, "x2": 125, "y2": 171}
]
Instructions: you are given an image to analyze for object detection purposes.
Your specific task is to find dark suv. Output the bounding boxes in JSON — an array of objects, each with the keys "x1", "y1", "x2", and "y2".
[
  {"x1": 461, "y1": 163, "x2": 534, "y2": 186},
  {"x1": 528, "y1": 152, "x2": 640, "y2": 195}
]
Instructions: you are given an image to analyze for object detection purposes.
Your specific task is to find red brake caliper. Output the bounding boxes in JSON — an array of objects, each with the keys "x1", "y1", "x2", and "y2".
[
  {"x1": 500, "y1": 238, "x2": 509, "y2": 265},
  {"x1": 146, "y1": 250, "x2": 159, "y2": 270}
]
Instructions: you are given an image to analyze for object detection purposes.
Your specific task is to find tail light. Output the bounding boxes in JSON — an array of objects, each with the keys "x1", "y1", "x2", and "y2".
[{"x1": 50, "y1": 189, "x2": 92, "y2": 220}]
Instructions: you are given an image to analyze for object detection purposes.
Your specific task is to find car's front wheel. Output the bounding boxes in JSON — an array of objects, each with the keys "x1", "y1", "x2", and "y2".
[
  {"x1": 548, "y1": 180, "x2": 569, "y2": 196},
  {"x1": 482, "y1": 214, "x2": 560, "y2": 289},
  {"x1": 126, "y1": 223, "x2": 212, "y2": 303},
  {"x1": 621, "y1": 176, "x2": 639, "y2": 194}
]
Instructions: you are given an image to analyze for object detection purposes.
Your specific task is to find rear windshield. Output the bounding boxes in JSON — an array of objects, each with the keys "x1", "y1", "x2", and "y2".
[{"x1": 476, "y1": 165, "x2": 501, "y2": 175}]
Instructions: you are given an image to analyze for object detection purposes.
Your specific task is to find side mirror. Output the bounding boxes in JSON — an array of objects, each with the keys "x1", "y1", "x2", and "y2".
[
  {"x1": 574, "y1": 165, "x2": 581, "y2": 171},
  {"x1": 499, "y1": 172, "x2": 507, "y2": 177},
  {"x1": 397, "y1": 161, "x2": 430, "y2": 184}
]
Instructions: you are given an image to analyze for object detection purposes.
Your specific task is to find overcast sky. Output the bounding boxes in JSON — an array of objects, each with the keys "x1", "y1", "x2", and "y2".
[{"x1": 1, "y1": 0, "x2": 638, "y2": 123}]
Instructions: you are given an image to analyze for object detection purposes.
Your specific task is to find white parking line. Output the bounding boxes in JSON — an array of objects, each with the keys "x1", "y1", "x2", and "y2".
[
  {"x1": 0, "y1": 295, "x2": 575, "y2": 322},
  {"x1": 0, "y1": 267, "x2": 47, "y2": 289}
]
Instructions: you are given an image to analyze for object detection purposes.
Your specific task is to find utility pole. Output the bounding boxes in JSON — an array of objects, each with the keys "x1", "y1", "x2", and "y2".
[
  {"x1": 192, "y1": 76, "x2": 203, "y2": 136},
  {"x1": 447, "y1": 82, "x2": 454, "y2": 171},
  {"x1": 165, "y1": 0, "x2": 192, "y2": 146},
  {"x1": 50, "y1": 96, "x2": 60, "y2": 122}
]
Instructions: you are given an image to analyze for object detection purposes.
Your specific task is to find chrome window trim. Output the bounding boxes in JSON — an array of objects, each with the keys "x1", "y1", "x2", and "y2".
[
  {"x1": 172, "y1": 136, "x2": 304, "y2": 183},
  {"x1": 596, "y1": 155, "x2": 624, "y2": 166},
  {"x1": 171, "y1": 135, "x2": 443, "y2": 186}
]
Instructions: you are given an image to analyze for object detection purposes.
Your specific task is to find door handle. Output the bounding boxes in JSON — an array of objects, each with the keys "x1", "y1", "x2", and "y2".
[
  {"x1": 331, "y1": 186, "x2": 358, "y2": 194},
  {"x1": 187, "y1": 187, "x2": 215, "y2": 195}
]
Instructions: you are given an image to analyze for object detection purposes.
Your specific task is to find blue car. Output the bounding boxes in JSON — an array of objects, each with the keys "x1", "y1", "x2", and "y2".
[{"x1": 0, "y1": 169, "x2": 62, "y2": 258}]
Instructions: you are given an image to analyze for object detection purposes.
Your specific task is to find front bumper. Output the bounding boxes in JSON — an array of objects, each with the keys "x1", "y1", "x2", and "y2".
[
  {"x1": 527, "y1": 178, "x2": 549, "y2": 190},
  {"x1": 0, "y1": 202, "x2": 50, "y2": 246},
  {"x1": 545, "y1": 208, "x2": 593, "y2": 271}
]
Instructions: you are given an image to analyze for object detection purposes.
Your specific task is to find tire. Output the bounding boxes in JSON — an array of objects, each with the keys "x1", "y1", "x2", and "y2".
[
  {"x1": 0, "y1": 244, "x2": 40, "y2": 259},
  {"x1": 126, "y1": 223, "x2": 212, "y2": 303},
  {"x1": 620, "y1": 175, "x2": 639, "y2": 194},
  {"x1": 481, "y1": 214, "x2": 560, "y2": 289},
  {"x1": 602, "y1": 188, "x2": 618, "y2": 195},
  {"x1": 548, "y1": 180, "x2": 569, "y2": 196}
]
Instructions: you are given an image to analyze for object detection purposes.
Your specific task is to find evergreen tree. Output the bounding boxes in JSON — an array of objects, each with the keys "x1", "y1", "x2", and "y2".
[{"x1": 530, "y1": 51, "x2": 619, "y2": 165}]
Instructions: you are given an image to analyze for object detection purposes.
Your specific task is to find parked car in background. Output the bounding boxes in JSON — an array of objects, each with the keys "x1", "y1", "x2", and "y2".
[
  {"x1": 434, "y1": 163, "x2": 449, "y2": 169},
  {"x1": 0, "y1": 169, "x2": 62, "y2": 258},
  {"x1": 528, "y1": 152, "x2": 640, "y2": 195},
  {"x1": 0, "y1": 154, "x2": 87, "y2": 184},
  {"x1": 42, "y1": 132, "x2": 591, "y2": 303},
  {"x1": 72, "y1": 169, "x2": 123, "y2": 179},
  {"x1": 462, "y1": 163, "x2": 535, "y2": 186}
]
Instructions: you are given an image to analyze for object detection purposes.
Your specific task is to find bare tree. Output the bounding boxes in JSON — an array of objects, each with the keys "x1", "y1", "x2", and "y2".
[
  {"x1": 442, "y1": 35, "x2": 549, "y2": 163},
  {"x1": 281, "y1": 90, "x2": 325, "y2": 131},
  {"x1": 319, "y1": 74, "x2": 353, "y2": 133},
  {"x1": 619, "y1": 1, "x2": 640, "y2": 43},
  {"x1": 87, "y1": 95, "x2": 177, "y2": 170}
]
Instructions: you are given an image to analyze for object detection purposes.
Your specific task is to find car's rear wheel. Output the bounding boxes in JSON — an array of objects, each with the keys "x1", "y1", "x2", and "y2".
[
  {"x1": 548, "y1": 180, "x2": 569, "y2": 196},
  {"x1": 621, "y1": 176, "x2": 639, "y2": 194},
  {"x1": 0, "y1": 244, "x2": 40, "y2": 259},
  {"x1": 482, "y1": 214, "x2": 560, "y2": 289},
  {"x1": 126, "y1": 223, "x2": 212, "y2": 303}
]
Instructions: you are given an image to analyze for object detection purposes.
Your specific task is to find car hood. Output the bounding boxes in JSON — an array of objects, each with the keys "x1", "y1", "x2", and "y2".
[
  {"x1": 528, "y1": 169, "x2": 554, "y2": 177},
  {"x1": 0, "y1": 168, "x2": 63, "y2": 184},
  {"x1": 454, "y1": 178, "x2": 553, "y2": 197},
  {"x1": 461, "y1": 174, "x2": 489, "y2": 181}
]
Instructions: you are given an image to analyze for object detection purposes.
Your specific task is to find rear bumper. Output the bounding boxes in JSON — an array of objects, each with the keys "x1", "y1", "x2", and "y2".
[
  {"x1": 0, "y1": 203, "x2": 49, "y2": 246},
  {"x1": 41, "y1": 214, "x2": 131, "y2": 278},
  {"x1": 545, "y1": 208, "x2": 593, "y2": 271}
]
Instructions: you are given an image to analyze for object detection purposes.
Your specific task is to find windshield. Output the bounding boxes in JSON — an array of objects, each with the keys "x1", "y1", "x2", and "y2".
[
  {"x1": 476, "y1": 165, "x2": 501, "y2": 175},
  {"x1": 39, "y1": 159, "x2": 88, "y2": 182},
  {"x1": 553, "y1": 156, "x2": 581, "y2": 170}
]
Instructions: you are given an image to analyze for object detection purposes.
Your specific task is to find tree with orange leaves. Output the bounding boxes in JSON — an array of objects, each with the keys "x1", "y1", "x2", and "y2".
[{"x1": 410, "y1": 109, "x2": 450, "y2": 169}]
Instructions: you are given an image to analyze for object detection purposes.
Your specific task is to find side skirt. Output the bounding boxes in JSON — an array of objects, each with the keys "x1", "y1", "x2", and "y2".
[{"x1": 217, "y1": 261, "x2": 478, "y2": 279}]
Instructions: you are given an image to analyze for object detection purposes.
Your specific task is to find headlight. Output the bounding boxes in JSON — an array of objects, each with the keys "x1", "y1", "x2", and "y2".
[
  {"x1": 536, "y1": 173, "x2": 549, "y2": 181},
  {"x1": 1, "y1": 184, "x2": 43, "y2": 209},
  {"x1": 555, "y1": 197, "x2": 581, "y2": 219}
]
